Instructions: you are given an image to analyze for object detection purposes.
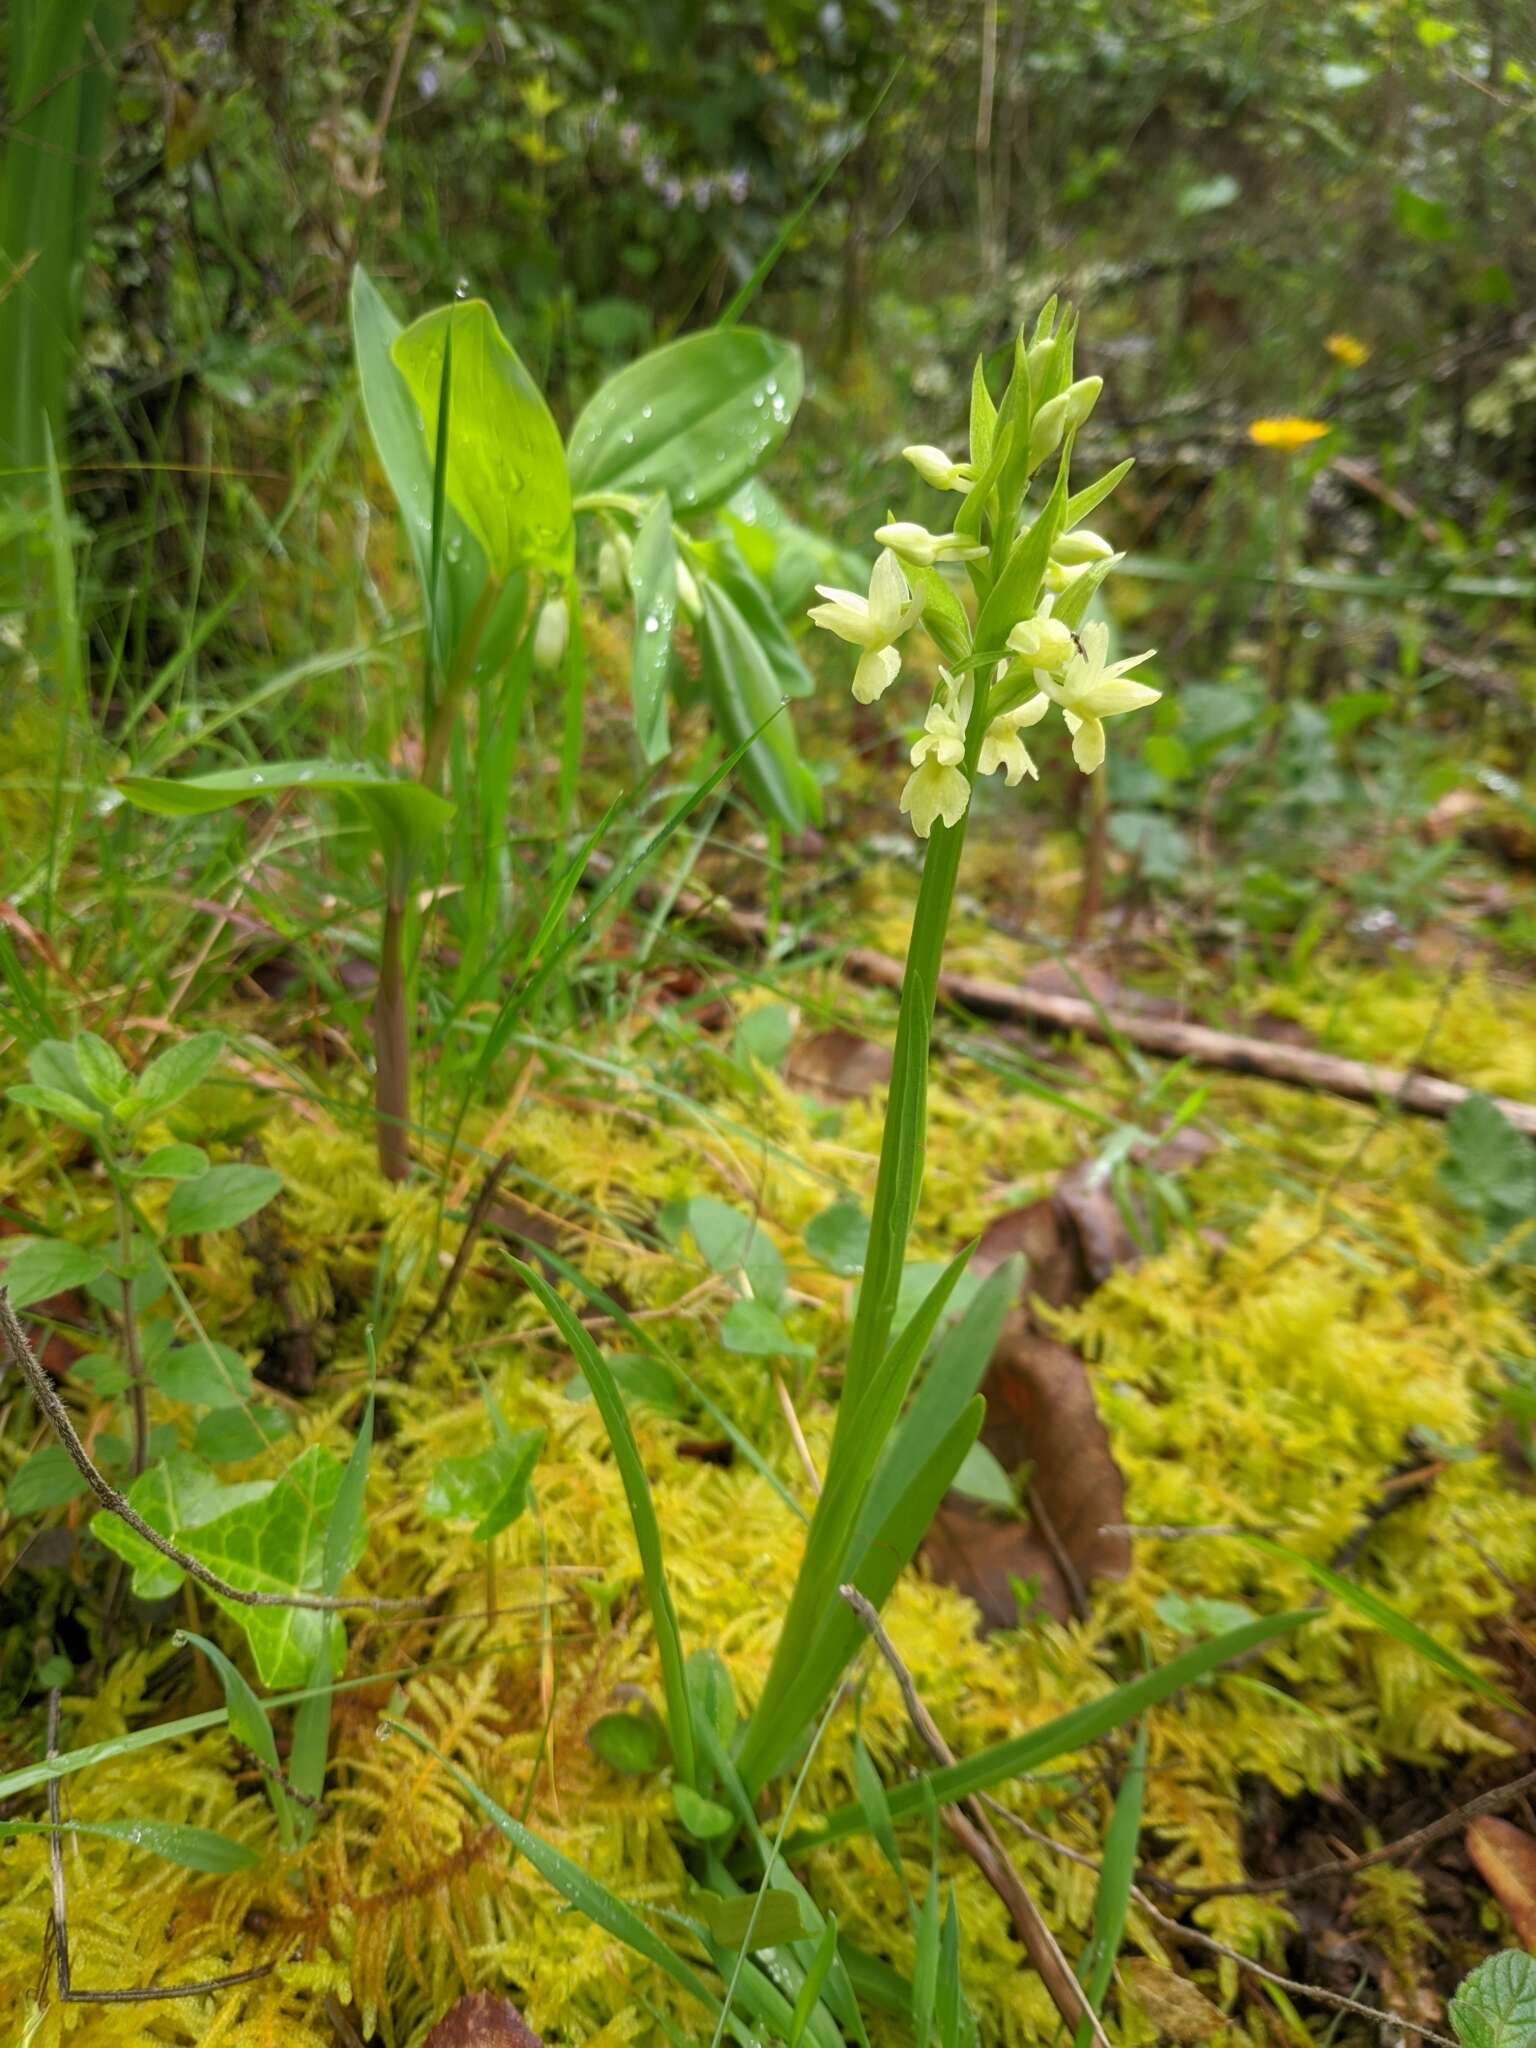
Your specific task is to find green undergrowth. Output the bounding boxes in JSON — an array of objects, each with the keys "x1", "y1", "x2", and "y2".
[{"x1": 3, "y1": 943, "x2": 1534, "y2": 2044}]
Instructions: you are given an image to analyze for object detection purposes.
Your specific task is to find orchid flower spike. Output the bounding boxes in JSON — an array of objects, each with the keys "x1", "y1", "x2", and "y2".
[
  {"x1": 1039, "y1": 619, "x2": 1159, "y2": 773},
  {"x1": 874, "y1": 520, "x2": 988, "y2": 569},
  {"x1": 808, "y1": 547, "x2": 924, "y2": 703}
]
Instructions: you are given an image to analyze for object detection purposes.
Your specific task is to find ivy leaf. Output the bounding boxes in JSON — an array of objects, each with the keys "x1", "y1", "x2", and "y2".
[
  {"x1": 194, "y1": 1403, "x2": 294, "y2": 1462},
  {"x1": 181, "y1": 1446, "x2": 365, "y2": 1686},
  {"x1": 659, "y1": 1196, "x2": 786, "y2": 1307},
  {"x1": 672, "y1": 1783, "x2": 734, "y2": 1841},
  {"x1": 166, "y1": 1165, "x2": 282, "y2": 1235},
  {"x1": 688, "y1": 1889, "x2": 812, "y2": 1950},
  {"x1": 0, "y1": 1237, "x2": 110, "y2": 1308},
  {"x1": 424, "y1": 1426, "x2": 544, "y2": 1543},
  {"x1": 1450, "y1": 1952, "x2": 1536, "y2": 2048},
  {"x1": 92, "y1": 1452, "x2": 270, "y2": 1601},
  {"x1": 804, "y1": 1199, "x2": 870, "y2": 1277},
  {"x1": 587, "y1": 1710, "x2": 665, "y2": 1775}
]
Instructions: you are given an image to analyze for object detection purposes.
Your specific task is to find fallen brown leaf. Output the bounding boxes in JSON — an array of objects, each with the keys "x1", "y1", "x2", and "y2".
[
  {"x1": 975, "y1": 1128, "x2": 1214, "y2": 1307},
  {"x1": 923, "y1": 1323, "x2": 1130, "y2": 1631},
  {"x1": 424, "y1": 1992, "x2": 543, "y2": 2047},
  {"x1": 1122, "y1": 1958, "x2": 1229, "y2": 2042},
  {"x1": 1466, "y1": 1815, "x2": 1536, "y2": 1949},
  {"x1": 785, "y1": 1028, "x2": 893, "y2": 1102}
]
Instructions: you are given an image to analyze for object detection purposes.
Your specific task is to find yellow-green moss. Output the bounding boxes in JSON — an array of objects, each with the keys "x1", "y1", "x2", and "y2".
[{"x1": 4, "y1": 951, "x2": 1534, "y2": 2045}]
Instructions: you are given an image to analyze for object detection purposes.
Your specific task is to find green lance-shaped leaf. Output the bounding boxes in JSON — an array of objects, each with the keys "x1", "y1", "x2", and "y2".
[
  {"x1": 117, "y1": 762, "x2": 453, "y2": 894},
  {"x1": 696, "y1": 573, "x2": 820, "y2": 832},
  {"x1": 1, "y1": 1815, "x2": 259, "y2": 1874},
  {"x1": 391, "y1": 298, "x2": 572, "y2": 579},
  {"x1": 628, "y1": 491, "x2": 676, "y2": 763},
  {"x1": 176, "y1": 1628, "x2": 295, "y2": 1850},
  {"x1": 785, "y1": 1610, "x2": 1315, "y2": 1856},
  {"x1": 351, "y1": 266, "x2": 527, "y2": 680},
  {"x1": 568, "y1": 328, "x2": 803, "y2": 513},
  {"x1": 513, "y1": 1259, "x2": 697, "y2": 1793}
]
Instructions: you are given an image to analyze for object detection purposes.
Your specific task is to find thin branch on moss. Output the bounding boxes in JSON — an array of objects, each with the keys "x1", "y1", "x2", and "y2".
[
  {"x1": 840, "y1": 1584, "x2": 1111, "y2": 2048},
  {"x1": 980, "y1": 1738, "x2": 1464, "y2": 2046},
  {"x1": 398, "y1": 1144, "x2": 516, "y2": 1373},
  {"x1": 43, "y1": 1690, "x2": 273, "y2": 2006},
  {"x1": 1146, "y1": 1762, "x2": 1536, "y2": 1901},
  {"x1": 1, "y1": 1291, "x2": 425, "y2": 1616}
]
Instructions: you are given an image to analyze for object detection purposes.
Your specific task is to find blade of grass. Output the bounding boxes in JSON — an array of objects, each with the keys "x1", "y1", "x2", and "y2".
[
  {"x1": 1237, "y1": 1533, "x2": 1520, "y2": 1711},
  {"x1": 512, "y1": 1257, "x2": 696, "y2": 1791},
  {"x1": 785, "y1": 1610, "x2": 1315, "y2": 1855},
  {"x1": 1074, "y1": 1723, "x2": 1146, "y2": 2045}
]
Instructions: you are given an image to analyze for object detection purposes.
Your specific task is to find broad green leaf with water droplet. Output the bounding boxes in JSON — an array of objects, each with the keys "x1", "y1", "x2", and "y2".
[
  {"x1": 567, "y1": 328, "x2": 802, "y2": 513},
  {"x1": 391, "y1": 298, "x2": 572, "y2": 578}
]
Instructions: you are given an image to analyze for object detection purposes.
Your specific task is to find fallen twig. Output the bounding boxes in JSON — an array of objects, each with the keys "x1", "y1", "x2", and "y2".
[
  {"x1": 44, "y1": 1691, "x2": 273, "y2": 2006},
  {"x1": 1, "y1": 1291, "x2": 424, "y2": 1616},
  {"x1": 840, "y1": 1584, "x2": 1111, "y2": 2048},
  {"x1": 583, "y1": 857, "x2": 1536, "y2": 1136}
]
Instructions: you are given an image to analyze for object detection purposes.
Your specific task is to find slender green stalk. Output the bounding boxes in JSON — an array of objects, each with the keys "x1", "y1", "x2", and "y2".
[
  {"x1": 375, "y1": 890, "x2": 411, "y2": 1182},
  {"x1": 110, "y1": 1171, "x2": 147, "y2": 1477}
]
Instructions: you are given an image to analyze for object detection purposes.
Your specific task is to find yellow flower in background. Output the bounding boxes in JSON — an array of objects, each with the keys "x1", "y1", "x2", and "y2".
[
  {"x1": 1248, "y1": 416, "x2": 1330, "y2": 452},
  {"x1": 1325, "y1": 332, "x2": 1371, "y2": 369}
]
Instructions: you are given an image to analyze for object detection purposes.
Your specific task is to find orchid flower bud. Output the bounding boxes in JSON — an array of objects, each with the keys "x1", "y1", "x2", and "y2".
[
  {"x1": 533, "y1": 592, "x2": 569, "y2": 675},
  {"x1": 1062, "y1": 375, "x2": 1103, "y2": 431},
  {"x1": 1027, "y1": 394, "x2": 1069, "y2": 472},
  {"x1": 1052, "y1": 528, "x2": 1115, "y2": 567},
  {"x1": 902, "y1": 444, "x2": 974, "y2": 493},
  {"x1": 598, "y1": 532, "x2": 632, "y2": 606},
  {"x1": 873, "y1": 521, "x2": 988, "y2": 568}
]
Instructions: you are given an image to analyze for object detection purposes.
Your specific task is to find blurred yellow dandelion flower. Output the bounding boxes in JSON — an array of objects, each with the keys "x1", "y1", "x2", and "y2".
[
  {"x1": 1325, "y1": 332, "x2": 1371, "y2": 368},
  {"x1": 1248, "y1": 416, "x2": 1330, "y2": 452}
]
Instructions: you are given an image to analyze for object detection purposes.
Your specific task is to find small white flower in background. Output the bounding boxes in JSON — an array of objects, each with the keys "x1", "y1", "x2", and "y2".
[
  {"x1": 873, "y1": 520, "x2": 989, "y2": 569},
  {"x1": 533, "y1": 592, "x2": 569, "y2": 675},
  {"x1": 1039, "y1": 619, "x2": 1159, "y2": 773},
  {"x1": 808, "y1": 548, "x2": 924, "y2": 703},
  {"x1": 979, "y1": 691, "x2": 1049, "y2": 786},
  {"x1": 900, "y1": 671, "x2": 972, "y2": 838},
  {"x1": 902, "y1": 444, "x2": 975, "y2": 493},
  {"x1": 1006, "y1": 607, "x2": 1076, "y2": 676}
]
